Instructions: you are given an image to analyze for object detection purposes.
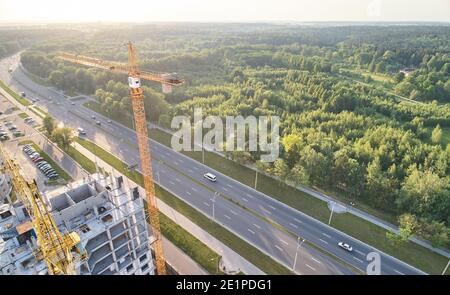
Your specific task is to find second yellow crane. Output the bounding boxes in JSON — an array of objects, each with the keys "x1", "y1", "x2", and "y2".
[{"x1": 57, "y1": 42, "x2": 184, "y2": 275}]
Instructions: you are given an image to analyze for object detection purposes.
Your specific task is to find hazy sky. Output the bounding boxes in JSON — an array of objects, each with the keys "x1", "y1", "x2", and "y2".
[{"x1": 0, "y1": 0, "x2": 449, "y2": 23}]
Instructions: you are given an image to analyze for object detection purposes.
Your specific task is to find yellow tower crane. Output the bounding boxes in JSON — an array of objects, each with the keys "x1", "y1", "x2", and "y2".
[
  {"x1": 0, "y1": 144, "x2": 86, "y2": 275},
  {"x1": 57, "y1": 42, "x2": 184, "y2": 275}
]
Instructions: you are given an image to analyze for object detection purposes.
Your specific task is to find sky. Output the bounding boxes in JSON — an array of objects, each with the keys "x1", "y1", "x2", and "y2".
[{"x1": 0, "y1": 0, "x2": 449, "y2": 23}]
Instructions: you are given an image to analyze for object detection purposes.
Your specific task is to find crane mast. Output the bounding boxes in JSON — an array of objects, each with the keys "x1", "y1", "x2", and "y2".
[
  {"x1": 0, "y1": 144, "x2": 85, "y2": 275},
  {"x1": 57, "y1": 42, "x2": 184, "y2": 275}
]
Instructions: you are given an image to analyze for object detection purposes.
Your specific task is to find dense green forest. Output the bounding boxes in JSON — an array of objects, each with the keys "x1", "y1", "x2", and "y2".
[{"x1": 16, "y1": 24, "x2": 450, "y2": 247}]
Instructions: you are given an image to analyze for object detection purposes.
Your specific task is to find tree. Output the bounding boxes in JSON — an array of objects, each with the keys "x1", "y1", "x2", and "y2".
[
  {"x1": 52, "y1": 127, "x2": 74, "y2": 149},
  {"x1": 398, "y1": 213, "x2": 418, "y2": 241},
  {"x1": 43, "y1": 115, "x2": 55, "y2": 135},
  {"x1": 273, "y1": 158, "x2": 289, "y2": 182},
  {"x1": 431, "y1": 124, "x2": 442, "y2": 144},
  {"x1": 394, "y1": 72, "x2": 405, "y2": 83}
]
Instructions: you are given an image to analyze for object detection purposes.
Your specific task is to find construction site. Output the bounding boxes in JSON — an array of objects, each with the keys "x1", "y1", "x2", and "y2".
[{"x1": 0, "y1": 43, "x2": 182, "y2": 275}]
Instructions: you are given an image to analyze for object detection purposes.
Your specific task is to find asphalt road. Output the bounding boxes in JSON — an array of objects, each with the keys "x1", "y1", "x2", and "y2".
[{"x1": 0, "y1": 53, "x2": 425, "y2": 275}]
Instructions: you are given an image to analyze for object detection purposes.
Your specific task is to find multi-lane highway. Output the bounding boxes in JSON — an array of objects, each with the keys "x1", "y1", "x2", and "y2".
[{"x1": 0, "y1": 53, "x2": 426, "y2": 275}]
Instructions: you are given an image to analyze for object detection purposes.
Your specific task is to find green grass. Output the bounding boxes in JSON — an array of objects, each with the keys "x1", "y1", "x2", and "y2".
[
  {"x1": 18, "y1": 112, "x2": 29, "y2": 119},
  {"x1": 0, "y1": 80, "x2": 31, "y2": 106},
  {"x1": 62, "y1": 144, "x2": 97, "y2": 174},
  {"x1": 75, "y1": 137, "x2": 293, "y2": 275},
  {"x1": 19, "y1": 140, "x2": 72, "y2": 182},
  {"x1": 29, "y1": 107, "x2": 44, "y2": 119},
  {"x1": 159, "y1": 213, "x2": 223, "y2": 274}
]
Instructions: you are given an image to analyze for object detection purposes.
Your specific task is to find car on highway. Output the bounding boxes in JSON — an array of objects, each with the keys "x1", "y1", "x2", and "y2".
[
  {"x1": 338, "y1": 242, "x2": 353, "y2": 252},
  {"x1": 20, "y1": 92, "x2": 26, "y2": 97},
  {"x1": 203, "y1": 173, "x2": 217, "y2": 182},
  {"x1": 96, "y1": 120, "x2": 101, "y2": 125},
  {"x1": 71, "y1": 102, "x2": 75, "y2": 105},
  {"x1": 77, "y1": 127, "x2": 86, "y2": 135},
  {"x1": 107, "y1": 119, "x2": 112, "y2": 124},
  {"x1": 91, "y1": 115, "x2": 96, "y2": 120}
]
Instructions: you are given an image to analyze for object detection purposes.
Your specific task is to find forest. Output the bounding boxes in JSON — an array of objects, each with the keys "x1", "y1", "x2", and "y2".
[{"x1": 11, "y1": 23, "x2": 450, "y2": 247}]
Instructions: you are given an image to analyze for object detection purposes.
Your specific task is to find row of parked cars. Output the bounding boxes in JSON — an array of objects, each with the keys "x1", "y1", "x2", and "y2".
[{"x1": 22, "y1": 144, "x2": 59, "y2": 180}]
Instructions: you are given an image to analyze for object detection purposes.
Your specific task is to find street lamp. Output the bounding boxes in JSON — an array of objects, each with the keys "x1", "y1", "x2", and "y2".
[
  {"x1": 328, "y1": 201, "x2": 336, "y2": 225},
  {"x1": 211, "y1": 192, "x2": 218, "y2": 220},
  {"x1": 292, "y1": 236, "x2": 305, "y2": 272}
]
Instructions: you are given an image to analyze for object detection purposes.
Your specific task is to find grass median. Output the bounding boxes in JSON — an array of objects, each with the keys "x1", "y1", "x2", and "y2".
[
  {"x1": 75, "y1": 137, "x2": 293, "y2": 275},
  {"x1": 0, "y1": 79, "x2": 31, "y2": 106}
]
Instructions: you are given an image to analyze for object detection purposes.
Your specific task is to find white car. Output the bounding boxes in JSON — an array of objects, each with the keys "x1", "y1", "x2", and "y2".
[
  {"x1": 203, "y1": 173, "x2": 217, "y2": 182},
  {"x1": 338, "y1": 242, "x2": 353, "y2": 252}
]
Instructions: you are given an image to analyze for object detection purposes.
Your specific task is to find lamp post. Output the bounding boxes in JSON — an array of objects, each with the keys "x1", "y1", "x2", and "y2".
[
  {"x1": 292, "y1": 237, "x2": 305, "y2": 272},
  {"x1": 328, "y1": 201, "x2": 336, "y2": 225},
  {"x1": 211, "y1": 192, "x2": 218, "y2": 220}
]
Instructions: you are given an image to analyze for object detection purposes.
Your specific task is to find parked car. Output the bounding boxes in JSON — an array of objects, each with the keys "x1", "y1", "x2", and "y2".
[
  {"x1": 203, "y1": 173, "x2": 217, "y2": 182},
  {"x1": 0, "y1": 135, "x2": 9, "y2": 141},
  {"x1": 8, "y1": 125, "x2": 17, "y2": 131},
  {"x1": 20, "y1": 92, "x2": 26, "y2": 97},
  {"x1": 12, "y1": 131, "x2": 24, "y2": 137}
]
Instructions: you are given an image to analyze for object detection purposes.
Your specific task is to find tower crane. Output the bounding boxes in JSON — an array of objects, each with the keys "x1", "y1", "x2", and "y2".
[
  {"x1": 0, "y1": 144, "x2": 86, "y2": 275},
  {"x1": 57, "y1": 42, "x2": 184, "y2": 275}
]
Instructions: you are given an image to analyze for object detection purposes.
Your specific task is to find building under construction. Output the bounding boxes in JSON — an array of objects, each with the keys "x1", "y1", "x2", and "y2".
[{"x1": 0, "y1": 173, "x2": 155, "y2": 275}]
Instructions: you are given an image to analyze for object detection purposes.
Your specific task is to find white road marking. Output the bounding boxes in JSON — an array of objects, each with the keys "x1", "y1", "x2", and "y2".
[
  {"x1": 169, "y1": 181, "x2": 175, "y2": 185},
  {"x1": 242, "y1": 198, "x2": 249, "y2": 202},
  {"x1": 268, "y1": 205, "x2": 276, "y2": 210},
  {"x1": 322, "y1": 233, "x2": 332, "y2": 239},
  {"x1": 178, "y1": 159, "x2": 184, "y2": 163},
  {"x1": 224, "y1": 215, "x2": 231, "y2": 220},
  {"x1": 289, "y1": 222, "x2": 299, "y2": 228},
  {"x1": 261, "y1": 208, "x2": 272, "y2": 215},
  {"x1": 253, "y1": 223, "x2": 261, "y2": 229},
  {"x1": 280, "y1": 239, "x2": 289, "y2": 246},
  {"x1": 248, "y1": 228, "x2": 255, "y2": 234},
  {"x1": 227, "y1": 184, "x2": 233, "y2": 188},
  {"x1": 294, "y1": 218, "x2": 303, "y2": 224},
  {"x1": 191, "y1": 187, "x2": 198, "y2": 192},
  {"x1": 353, "y1": 257, "x2": 364, "y2": 263},
  {"x1": 230, "y1": 209, "x2": 238, "y2": 216},
  {"x1": 186, "y1": 191, "x2": 192, "y2": 196},
  {"x1": 355, "y1": 250, "x2": 365, "y2": 256},
  {"x1": 223, "y1": 187, "x2": 229, "y2": 192},
  {"x1": 203, "y1": 202, "x2": 210, "y2": 207},
  {"x1": 305, "y1": 264, "x2": 316, "y2": 271},
  {"x1": 311, "y1": 257, "x2": 322, "y2": 264},
  {"x1": 274, "y1": 245, "x2": 283, "y2": 252},
  {"x1": 246, "y1": 193, "x2": 254, "y2": 198},
  {"x1": 188, "y1": 169, "x2": 193, "y2": 173},
  {"x1": 319, "y1": 239, "x2": 328, "y2": 244},
  {"x1": 193, "y1": 166, "x2": 199, "y2": 170},
  {"x1": 393, "y1": 269, "x2": 405, "y2": 275},
  {"x1": 174, "y1": 161, "x2": 179, "y2": 165},
  {"x1": 164, "y1": 152, "x2": 170, "y2": 156},
  {"x1": 175, "y1": 178, "x2": 181, "y2": 182}
]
